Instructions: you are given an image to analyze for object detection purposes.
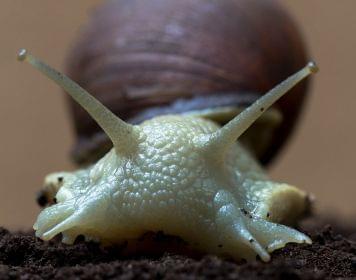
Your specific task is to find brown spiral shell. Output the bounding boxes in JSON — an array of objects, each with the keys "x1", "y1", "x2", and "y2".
[{"x1": 66, "y1": 0, "x2": 310, "y2": 165}]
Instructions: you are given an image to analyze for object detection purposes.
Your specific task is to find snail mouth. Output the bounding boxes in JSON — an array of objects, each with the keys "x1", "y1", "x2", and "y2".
[
  {"x1": 36, "y1": 189, "x2": 58, "y2": 207},
  {"x1": 36, "y1": 190, "x2": 50, "y2": 207},
  {"x1": 36, "y1": 185, "x2": 75, "y2": 208}
]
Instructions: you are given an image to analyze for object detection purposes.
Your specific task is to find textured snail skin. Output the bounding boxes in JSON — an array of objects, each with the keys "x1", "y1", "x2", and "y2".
[
  {"x1": 67, "y1": 0, "x2": 309, "y2": 165},
  {"x1": 19, "y1": 50, "x2": 316, "y2": 262},
  {"x1": 34, "y1": 115, "x2": 309, "y2": 262}
]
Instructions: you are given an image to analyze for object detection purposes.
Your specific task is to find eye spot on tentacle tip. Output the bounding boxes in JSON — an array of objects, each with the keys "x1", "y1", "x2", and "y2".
[
  {"x1": 249, "y1": 239, "x2": 254, "y2": 243},
  {"x1": 266, "y1": 212, "x2": 270, "y2": 218},
  {"x1": 218, "y1": 244, "x2": 223, "y2": 248},
  {"x1": 57, "y1": 177, "x2": 63, "y2": 183}
]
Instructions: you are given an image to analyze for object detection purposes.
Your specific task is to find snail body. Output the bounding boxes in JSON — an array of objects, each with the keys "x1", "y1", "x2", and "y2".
[{"x1": 19, "y1": 50, "x2": 317, "y2": 261}]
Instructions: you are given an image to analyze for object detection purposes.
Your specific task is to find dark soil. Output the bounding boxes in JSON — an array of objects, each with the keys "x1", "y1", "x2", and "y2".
[{"x1": 0, "y1": 218, "x2": 355, "y2": 279}]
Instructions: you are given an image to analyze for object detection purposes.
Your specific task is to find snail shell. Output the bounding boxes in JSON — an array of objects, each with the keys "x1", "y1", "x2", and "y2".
[{"x1": 66, "y1": 0, "x2": 309, "y2": 165}]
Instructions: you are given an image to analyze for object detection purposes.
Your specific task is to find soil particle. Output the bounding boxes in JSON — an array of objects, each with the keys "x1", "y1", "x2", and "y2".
[{"x1": 0, "y1": 219, "x2": 355, "y2": 279}]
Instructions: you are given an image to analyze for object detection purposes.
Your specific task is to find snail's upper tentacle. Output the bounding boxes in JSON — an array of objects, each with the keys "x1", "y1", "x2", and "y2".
[
  {"x1": 196, "y1": 62, "x2": 318, "y2": 157},
  {"x1": 17, "y1": 49, "x2": 140, "y2": 155}
]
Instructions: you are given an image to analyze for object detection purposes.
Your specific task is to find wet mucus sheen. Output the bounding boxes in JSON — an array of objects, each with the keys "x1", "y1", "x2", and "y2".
[{"x1": 18, "y1": 49, "x2": 318, "y2": 261}]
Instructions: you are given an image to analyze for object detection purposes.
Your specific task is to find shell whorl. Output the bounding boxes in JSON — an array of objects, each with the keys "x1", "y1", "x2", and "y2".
[{"x1": 66, "y1": 0, "x2": 309, "y2": 165}]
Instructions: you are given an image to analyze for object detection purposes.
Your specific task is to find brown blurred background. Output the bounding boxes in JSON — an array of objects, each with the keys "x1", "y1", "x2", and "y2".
[{"x1": 0, "y1": 0, "x2": 355, "y2": 229}]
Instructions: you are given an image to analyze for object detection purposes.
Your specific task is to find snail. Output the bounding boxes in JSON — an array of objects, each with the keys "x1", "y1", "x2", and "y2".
[
  {"x1": 65, "y1": 0, "x2": 309, "y2": 166},
  {"x1": 18, "y1": 49, "x2": 317, "y2": 262}
]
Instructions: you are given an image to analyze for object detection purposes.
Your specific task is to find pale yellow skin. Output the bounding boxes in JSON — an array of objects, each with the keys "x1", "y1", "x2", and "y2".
[
  {"x1": 35, "y1": 115, "x2": 310, "y2": 262},
  {"x1": 18, "y1": 49, "x2": 317, "y2": 262}
]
